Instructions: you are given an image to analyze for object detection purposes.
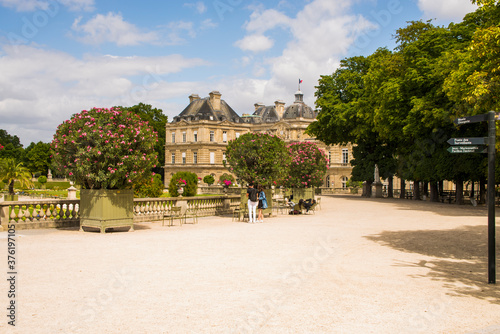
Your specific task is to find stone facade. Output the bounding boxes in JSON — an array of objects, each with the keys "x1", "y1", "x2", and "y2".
[{"x1": 164, "y1": 91, "x2": 353, "y2": 189}]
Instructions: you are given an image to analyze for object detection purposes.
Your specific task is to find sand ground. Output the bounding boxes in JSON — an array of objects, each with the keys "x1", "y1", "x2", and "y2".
[{"x1": 0, "y1": 195, "x2": 499, "y2": 334}]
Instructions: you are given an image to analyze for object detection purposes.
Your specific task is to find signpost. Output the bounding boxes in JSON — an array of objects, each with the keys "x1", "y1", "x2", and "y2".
[
  {"x1": 451, "y1": 111, "x2": 496, "y2": 284},
  {"x1": 447, "y1": 146, "x2": 487, "y2": 154},
  {"x1": 446, "y1": 137, "x2": 486, "y2": 146}
]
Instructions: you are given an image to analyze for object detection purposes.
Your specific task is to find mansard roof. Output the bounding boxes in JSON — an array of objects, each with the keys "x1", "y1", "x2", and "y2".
[{"x1": 173, "y1": 96, "x2": 242, "y2": 123}]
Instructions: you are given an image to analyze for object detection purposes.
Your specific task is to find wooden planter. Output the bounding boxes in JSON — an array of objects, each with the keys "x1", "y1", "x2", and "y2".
[{"x1": 80, "y1": 189, "x2": 134, "y2": 233}]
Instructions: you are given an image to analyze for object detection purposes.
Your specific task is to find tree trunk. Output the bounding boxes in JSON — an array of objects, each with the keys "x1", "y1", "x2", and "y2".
[
  {"x1": 423, "y1": 182, "x2": 429, "y2": 197},
  {"x1": 362, "y1": 181, "x2": 372, "y2": 197},
  {"x1": 479, "y1": 178, "x2": 486, "y2": 204},
  {"x1": 430, "y1": 182, "x2": 439, "y2": 202},
  {"x1": 470, "y1": 181, "x2": 475, "y2": 200},
  {"x1": 456, "y1": 178, "x2": 464, "y2": 205},
  {"x1": 413, "y1": 180, "x2": 420, "y2": 200},
  {"x1": 8, "y1": 180, "x2": 14, "y2": 196},
  {"x1": 400, "y1": 178, "x2": 406, "y2": 199},
  {"x1": 387, "y1": 176, "x2": 394, "y2": 198},
  {"x1": 438, "y1": 180, "x2": 444, "y2": 195}
]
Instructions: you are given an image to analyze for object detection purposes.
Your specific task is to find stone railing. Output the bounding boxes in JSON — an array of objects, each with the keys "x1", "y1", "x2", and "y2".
[{"x1": 0, "y1": 195, "x2": 241, "y2": 230}]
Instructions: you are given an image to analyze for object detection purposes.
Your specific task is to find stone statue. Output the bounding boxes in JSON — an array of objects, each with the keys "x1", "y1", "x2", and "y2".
[
  {"x1": 47, "y1": 169, "x2": 53, "y2": 180},
  {"x1": 374, "y1": 164, "x2": 379, "y2": 183}
]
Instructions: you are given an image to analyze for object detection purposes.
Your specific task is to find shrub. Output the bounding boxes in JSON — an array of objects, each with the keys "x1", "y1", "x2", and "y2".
[
  {"x1": 134, "y1": 173, "x2": 164, "y2": 198},
  {"x1": 168, "y1": 172, "x2": 198, "y2": 197},
  {"x1": 203, "y1": 175, "x2": 215, "y2": 185},
  {"x1": 38, "y1": 175, "x2": 47, "y2": 185},
  {"x1": 51, "y1": 107, "x2": 158, "y2": 189},
  {"x1": 218, "y1": 173, "x2": 235, "y2": 186},
  {"x1": 283, "y1": 142, "x2": 329, "y2": 188}
]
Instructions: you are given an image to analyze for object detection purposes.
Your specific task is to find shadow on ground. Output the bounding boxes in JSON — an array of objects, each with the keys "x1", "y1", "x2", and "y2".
[
  {"x1": 327, "y1": 194, "x2": 489, "y2": 217},
  {"x1": 366, "y1": 225, "x2": 500, "y2": 304}
]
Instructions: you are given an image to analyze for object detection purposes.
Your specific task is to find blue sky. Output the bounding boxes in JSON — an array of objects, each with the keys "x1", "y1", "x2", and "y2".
[{"x1": 0, "y1": 0, "x2": 478, "y2": 146}]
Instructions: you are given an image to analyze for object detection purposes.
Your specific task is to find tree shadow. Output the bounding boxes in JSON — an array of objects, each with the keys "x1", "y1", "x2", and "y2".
[
  {"x1": 328, "y1": 194, "x2": 489, "y2": 217},
  {"x1": 366, "y1": 225, "x2": 500, "y2": 304}
]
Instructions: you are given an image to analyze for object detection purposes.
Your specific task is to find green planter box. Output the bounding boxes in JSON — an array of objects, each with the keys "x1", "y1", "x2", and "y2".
[
  {"x1": 3, "y1": 195, "x2": 18, "y2": 201},
  {"x1": 291, "y1": 188, "x2": 314, "y2": 201},
  {"x1": 80, "y1": 189, "x2": 134, "y2": 233}
]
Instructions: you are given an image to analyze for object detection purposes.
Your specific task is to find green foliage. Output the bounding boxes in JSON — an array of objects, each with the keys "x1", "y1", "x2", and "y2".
[
  {"x1": 134, "y1": 173, "x2": 164, "y2": 198},
  {"x1": 203, "y1": 175, "x2": 215, "y2": 185},
  {"x1": 0, "y1": 129, "x2": 23, "y2": 160},
  {"x1": 23, "y1": 141, "x2": 52, "y2": 175},
  {"x1": 218, "y1": 173, "x2": 235, "y2": 186},
  {"x1": 38, "y1": 175, "x2": 47, "y2": 184},
  {"x1": 168, "y1": 171, "x2": 198, "y2": 197},
  {"x1": 51, "y1": 107, "x2": 158, "y2": 190},
  {"x1": 283, "y1": 142, "x2": 329, "y2": 188},
  {"x1": 0, "y1": 158, "x2": 33, "y2": 195},
  {"x1": 224, "y1": 133, "x2": 290, "y2": 187},
  {"x1": 120, "y1": 103, "x2": 168, "y2": 178}
]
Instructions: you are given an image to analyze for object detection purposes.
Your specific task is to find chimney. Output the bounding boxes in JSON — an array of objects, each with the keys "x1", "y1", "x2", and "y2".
[
  {"x1": 189, "y1": 94, "x2": 200, "y2": 103},
  {"x1": 209, "y1": 91, "x2": 222, "y2": 110},
  {"x1": 254, "y1": 102, "x2": 265, "y2": 111},
  {"x1": 275, "y1": 100, "x2": 285, "y2": 118}
]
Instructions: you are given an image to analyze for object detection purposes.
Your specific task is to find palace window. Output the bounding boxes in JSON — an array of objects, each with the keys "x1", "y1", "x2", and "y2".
[
  {"x1": 210, "y1": 152, "x2": 215, "y2": 164},
  {"x1": 182, "y1": 132, "x2": 186, "y2": 143},
  {"x1": 182, "y1": 152, "x2": 186, "y2": 164},
  {"x1": 222, "y1": 131, "x2": 227, "y2": 142},
  {"x1": 222, "y1": 152, "x2": 226, "y2": 164},
  {"x1": 171, "y1": 153, "x2": 175, "y2": 164},
  {"x1": 210, "y1": 131, "x2": 215, "y2": 142},
  {"x1": 193, "y1": 152, "x2": 197, "y2": 164},
  {"x1": 342, "y1": 149, "x2": 349, "y2": 164},
  {"x1": 236, "y1": 132, "x2": 240, "y2": 139},
  {"x1": 341, "y1": 176, "x2": 348, "y2": 189},
  {"x1": 171, "y1": 133, "x2": 175, "y2": 143},
  {"x1": 193, "y1": 131, "x2": 198, "y2": 142}
]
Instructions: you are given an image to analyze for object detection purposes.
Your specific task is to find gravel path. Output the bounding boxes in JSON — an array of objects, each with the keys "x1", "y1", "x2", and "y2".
[{"x1": 1, "y1": 195, "x2": 499, "y2": 334}]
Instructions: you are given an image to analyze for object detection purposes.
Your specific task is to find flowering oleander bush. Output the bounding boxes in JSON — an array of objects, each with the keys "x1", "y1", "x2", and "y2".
[
  {"x1": 51, "y1": 107, "x2": 158, "y2": 189},
  {"x1": 224, "y1": 133, "x2": 290, "y2": 187},
  {"x1": 134, "y1": 173, "x2": 164, "y2": 198},
  {"x1": 283, "y1": 142, "x2": 329, "y2": 188}
]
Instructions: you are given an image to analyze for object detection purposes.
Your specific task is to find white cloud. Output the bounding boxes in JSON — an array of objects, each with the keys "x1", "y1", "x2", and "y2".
[
  {"x1": 184, "y1": 1, "x2": 207, "y2": 14},
  {"x1": 200, "y1": 18, "x2": 218, "y2": 30},
  {"x1": 0, "y1": 0, "x2": 94, "y2": 12},
  {"x1": 417, "y1": 0, "x2": 478, "y2": 22},
  {"x1": 0, "y1": 45, "x2": 209, "y2": 145},
  {"x1": 234, "y1": 34, "x2": 274, "y2": 52},
  {"x1": 70, "y1": 12, "x2": 160, "y2": 46},
  {"x1": 233, "y1": 0, "x2": 374, "y2": 107}
]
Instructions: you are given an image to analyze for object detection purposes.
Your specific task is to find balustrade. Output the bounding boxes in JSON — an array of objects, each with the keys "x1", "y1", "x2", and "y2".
[{"x1": 0, "y1": 195, "x2": 239, "y2": 230}]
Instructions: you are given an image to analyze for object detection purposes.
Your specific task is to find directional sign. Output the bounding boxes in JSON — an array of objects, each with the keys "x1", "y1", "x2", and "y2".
[
  {"x1": 454, "y1": 113, "x2": 488, "y2": 125},
  {"x1": 447, "y1": 145, "x2": 487, "y2": 153},
  {"x1": 447, "y1": 137, "x2": 486, "y2": 146}
]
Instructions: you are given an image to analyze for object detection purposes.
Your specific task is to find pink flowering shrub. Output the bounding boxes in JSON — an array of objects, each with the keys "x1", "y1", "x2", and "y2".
[
  {"x1": 51, "y1": 107, "x2": 158, "y2": 189},
  {"x1": 283, "y1": 142, "x2": 329, "y2": 188}
]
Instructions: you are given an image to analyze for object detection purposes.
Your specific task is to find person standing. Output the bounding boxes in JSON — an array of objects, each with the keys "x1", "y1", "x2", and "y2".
[
  {"x1": 247, "y1": 183, "x2": 259, "y2": 223},
  {"x1": 257, "y1": 185, "x2": 267, "y2": 223}
]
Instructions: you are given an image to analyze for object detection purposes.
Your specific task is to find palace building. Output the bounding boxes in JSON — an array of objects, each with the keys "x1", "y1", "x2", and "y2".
[{"x1": 164, "y1": 90, "x2": 353, "y2": 189}]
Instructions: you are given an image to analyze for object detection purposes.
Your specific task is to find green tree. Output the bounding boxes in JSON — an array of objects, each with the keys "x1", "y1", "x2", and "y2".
[
  {"x1": 224, "y1": 133, "x2": 290, "y2": 187},
  {"x1": 0, "y1": 129, "x2": 23, "y2": 160},
  {"x1": 168, "y1": 171, "x2": 198, "y2": 197},
  {"x1": 0, "y1": 158, "x2": 34, "y2": 195},
  {"x1": 23, "y1": 141, "x2": 52, "y2": 175},
  {"x1": 121, "y1": 103, "x2": 168, "y2": 178},
  {"x1": 218, "y1": 173, "x2": 235, "y2": 186}
]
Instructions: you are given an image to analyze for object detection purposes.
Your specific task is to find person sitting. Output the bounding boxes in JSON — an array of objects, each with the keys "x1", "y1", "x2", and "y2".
[{"x1": 301, "y1": 198, "x2": 316, "y2": 212}]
